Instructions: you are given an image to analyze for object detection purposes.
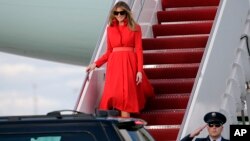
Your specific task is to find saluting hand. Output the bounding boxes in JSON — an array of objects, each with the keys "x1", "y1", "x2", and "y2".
[
  {"x1": 189, "y1": 124, "x2": 207, "y2": 138},
  {"x1": 86, "y1": 63, "x2": 97, "y2": 72},
  {"x1": 136, "y1": 72, "x2": 142, "y2": 85}
]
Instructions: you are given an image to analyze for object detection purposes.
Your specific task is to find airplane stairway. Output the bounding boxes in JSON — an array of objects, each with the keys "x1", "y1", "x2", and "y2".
[{"x1": 133, "y1": 0, "x2": 220, "y2": 140}]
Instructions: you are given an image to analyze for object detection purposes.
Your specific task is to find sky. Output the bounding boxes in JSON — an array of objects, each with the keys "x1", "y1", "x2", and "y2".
[{"x1": 0, "y1": 52, "x2": 86, "y2": 116}]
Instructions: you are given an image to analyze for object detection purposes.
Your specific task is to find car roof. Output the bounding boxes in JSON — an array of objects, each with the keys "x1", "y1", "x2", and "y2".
[{"x1": 0, "y1": 110, "x2": 146, "y2": 130}]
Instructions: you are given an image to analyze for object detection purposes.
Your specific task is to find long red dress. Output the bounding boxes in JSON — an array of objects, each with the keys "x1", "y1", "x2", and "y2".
[{"x1": 95, "y1": 20, "x2": 154, "y2": 113}]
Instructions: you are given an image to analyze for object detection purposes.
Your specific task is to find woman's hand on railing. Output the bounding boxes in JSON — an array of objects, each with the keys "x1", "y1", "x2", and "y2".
[{"x1": 86, "y1": 63, "x2": 97, "y2": 72}]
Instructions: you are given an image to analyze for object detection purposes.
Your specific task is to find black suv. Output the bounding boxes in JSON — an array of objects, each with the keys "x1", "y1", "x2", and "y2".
[{"x1": 0, "y1": 110, "x2": 155, "y2": 141}]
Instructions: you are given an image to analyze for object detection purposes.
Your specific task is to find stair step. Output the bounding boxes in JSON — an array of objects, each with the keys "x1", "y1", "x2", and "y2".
[
  {"x1": 146, "y1": 125, "x2": 180, "y2": 141},
  {"x1": 150, "y1": 78, "x2": 195, "y2": 94},
  {"x1": 157, "y1": 6, "x2": 217, "y2": 23},
  {"x1": 144, "y1": 63, "x2": 199, "y2": 79},
  {"x1": 142, "y1": 35, "x2": 208, "y2": 50},
  {"x1": 146, "y1": 94, "x2": 190, "y2": 110},
  {"x1": 135, "y1": 109, "x2": 185, "y2": 125},
  {"x1": 161, "y1": 0, "x2": 220, "y2": 9},
  {"x1": 143, "y1": 48, "x2": 204, "y2": 64},
  {"x1": 152, "y1": 21, "x2": 213, "y2": 37}
]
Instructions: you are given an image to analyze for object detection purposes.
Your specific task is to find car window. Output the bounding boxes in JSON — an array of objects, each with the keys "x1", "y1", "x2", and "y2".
[
  {"x1": 31, "y1": 137, "x2": 61, "y2": 141},
  {"x1": 119, "y1": 129, "x2": 154, "y2": 141},
  {"x1": 119, "y1": 129, "x2": 133, "y2": 141},
  {"x1": 0, "y1": 133, "x2": 97, "y2": 141},
  {"x1": 136, "y1": 129, "x2": 155, "y2": 141}
]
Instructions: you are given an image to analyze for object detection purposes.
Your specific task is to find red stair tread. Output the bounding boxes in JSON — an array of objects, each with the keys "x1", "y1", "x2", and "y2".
[
  {"x1": 142, "y1": 35, "x2": 208, "y2": 50},
  {"x1": 152, "y1": 21, "x2": 213, "y2": 37},
  {"x1": 157, "y1": 6, "x2": 217, "y2": 23},
  {"x1": 143, "y1": 48, "x2": 204, "y2": 64},
  {"x1": 146, "y1": 125, "x2": 180, "y2": 141},
  {"x1": 144, "y1": 63, "x2": 199, "y2": 79},
  {"x1": 150, "y1": 78, "x2": 195, "y2": 94},
  {"x1": 135, "y1": 109, "x2": 185, "y2": 125},
  {"x1": 161, "y1": 0, "x2": 220, "y2": 9},
  {"x1": 146, "y1": 93, "x2": 190, "y2": 110}
]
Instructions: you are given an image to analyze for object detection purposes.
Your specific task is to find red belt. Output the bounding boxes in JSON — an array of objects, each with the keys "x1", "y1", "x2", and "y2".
[{"x1": 112, "y1": 47, "x2": 134, "y2": 52}]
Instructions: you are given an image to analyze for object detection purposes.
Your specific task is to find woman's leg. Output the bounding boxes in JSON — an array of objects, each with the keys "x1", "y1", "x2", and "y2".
[{"x1": 121, "y1": 111, "x2": 130, "y2": 117}]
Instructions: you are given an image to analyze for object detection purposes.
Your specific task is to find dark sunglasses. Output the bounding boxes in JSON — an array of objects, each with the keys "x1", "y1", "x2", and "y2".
[
  {"x1": 113, "y1": 11, "x2": 126, "y2": 16},
  {"x1": 208, "y1": 123, "x2": 222, "y2": 127}
]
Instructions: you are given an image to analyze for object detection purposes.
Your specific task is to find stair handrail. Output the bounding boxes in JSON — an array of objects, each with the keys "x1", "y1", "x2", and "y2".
[
  {"x1": 74, "y1": 0, "x2": 116, "y2": 110},
  {"x1": 134, "y1": 0, "x2": 145, "y2": 22},
  {"x1": 237, "y1": 33, "x2": 250, "y2": 125},
  {"x1": 239, "y1": 33, "x2": 250, "y2": 124},
  {"x1": 240, "y1": 35, "x2": 250, "y2": 56}
]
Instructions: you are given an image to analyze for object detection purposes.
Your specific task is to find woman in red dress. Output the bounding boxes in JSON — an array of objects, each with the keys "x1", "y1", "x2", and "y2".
[{"x1": 86, "y1": 1, "x2": 154, "y2": 117}]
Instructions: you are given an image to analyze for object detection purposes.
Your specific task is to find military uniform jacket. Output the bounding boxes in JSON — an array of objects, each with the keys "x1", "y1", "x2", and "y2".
[{"x1": 181, "y1": 134, "x2": 229, "y2": 141}]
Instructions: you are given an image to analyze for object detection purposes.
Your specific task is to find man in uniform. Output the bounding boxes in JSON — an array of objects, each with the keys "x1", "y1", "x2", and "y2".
[{"x1": 181, "y1": 111, "x2": 229, "y2": 141}]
